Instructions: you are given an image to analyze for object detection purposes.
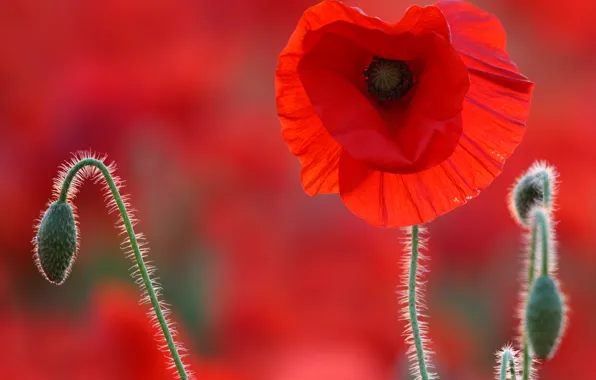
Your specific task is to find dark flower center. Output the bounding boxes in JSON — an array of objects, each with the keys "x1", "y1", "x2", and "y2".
[{"x1": 364, "y1": 57, "x2": 414, "y2": 102}]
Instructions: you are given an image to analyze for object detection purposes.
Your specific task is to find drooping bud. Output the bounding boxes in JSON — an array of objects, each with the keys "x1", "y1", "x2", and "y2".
[
  {"x1": 35, "y1": 201, "x2": 78, "y2": 285},
  {"x1": 509, "y1": 162, "x2": 556, "y2": 226},
  {"x1": 525, "y1": 274, "x2": 565, "y2": 359}
]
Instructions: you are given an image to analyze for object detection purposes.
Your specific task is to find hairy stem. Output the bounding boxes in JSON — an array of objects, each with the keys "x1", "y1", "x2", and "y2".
[
  {"x1": 499, "y1": 349, "x2": 518, "y2": 380},
  {"x1": 409, "y1": 225, "x2": 430, "y2": 380},
  {"x1": 522, "y1": 221, "x2": 537, "y2": 380},
  {"x1": 541, "y1": 172, "x2": 551, "y2": 210},
  {"x1": 522, "y1": 174, "x2": 552, "y2": 380},
  {"x1": 534, "y1": 211, "x2": 549, "y2": 276},
  {"x1": 59, "y1": 158, "x2": 188, "y2": 380}
]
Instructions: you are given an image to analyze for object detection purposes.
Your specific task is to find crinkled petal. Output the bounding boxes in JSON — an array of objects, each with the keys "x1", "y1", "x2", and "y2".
[
  {"x1": 438, "y1": 1, "x2": 510, "y2": 66},
  {"x1": 277, "y1": 56, "x2": 342, "y2": 196},
  {"x1": 338, "y1": 152, "x2": 433, "y2": 227},
  {"x1": 276, "y1": 1, "x2": 395, "y2": 196},
  {"x1": 395, "y1": 4, "x2": 451, "y2": 41},
  {"x1": 437, "y1": 0, "x2": 534, "y2": 171},
  {"x1": 338, "y1": 145, "x2": 499, "y2": 227},
  {"x1": 276, "y1": 3, "x2": 360, "y2": 196}
]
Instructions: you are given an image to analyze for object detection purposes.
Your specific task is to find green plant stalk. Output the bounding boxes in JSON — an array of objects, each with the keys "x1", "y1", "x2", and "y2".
[
  {"x1": 522, "y1": 175, "x2": 551, "y2": 380},
  {"x1": 409, "y1": 225, "x2": 429, "y2": 380},
  {"x1": 500, "y1": 349, "x2": 518, "y2": 380},
  {"x1": 522, "y1": 222, "x2": 537, "y2": 380},
  {"x1": 541, "y1": 172, "x2": 551, "y2": 209},
  {"x1": 59, "y1": 158, "x2": 188, "y2": 380},
  {"x1": 536, "y1": 212, "x2": 549, "y2": 276}
]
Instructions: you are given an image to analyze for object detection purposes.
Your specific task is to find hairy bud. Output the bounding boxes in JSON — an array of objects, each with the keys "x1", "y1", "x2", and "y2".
[
  {"x1": 509, "y1": 162, "x2": 556, "y2": 226},
  {"x1": 35, "y1": 201, "x2": 78, "y2": 284},
  {"x1": 525, "y1": 274, "x2": 565, "y2": 359}
]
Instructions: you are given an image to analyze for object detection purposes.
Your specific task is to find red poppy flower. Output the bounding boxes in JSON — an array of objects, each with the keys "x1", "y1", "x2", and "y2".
[{"x1": 276, "y1": 0, "x2": 534, "y2": 227}]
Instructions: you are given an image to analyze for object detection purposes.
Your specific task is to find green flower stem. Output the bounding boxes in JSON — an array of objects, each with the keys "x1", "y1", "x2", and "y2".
[
  {"x1": 500, "y1": 349, "x2": 518, "y2": 380},
  {"x1": 541, "y1": 172, "x2": 551, "y2": 209},
  {"x1": 535, "y1": 211, "x2": 550, "y2": 276},
  {"x1": 409, "y1": 225, "x2": 429, "y2": 380},
  {"x1": 522, "y1": 220, "x2": 537, "y2": 380},
  {"x1": 522, "y1": 174, "x2": 551, "y2": 380},
  {"x1": 59, "y1": 158, "x2": 189, "y2": 380}
]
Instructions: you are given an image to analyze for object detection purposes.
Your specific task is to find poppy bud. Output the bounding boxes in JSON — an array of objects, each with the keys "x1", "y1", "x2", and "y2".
[
  {"x1": 525, "y1": 274, "x2": 565, "y2": 359},
  {"x1": 509, "y1": 162, "x2": 556, "y2": 226},
  {"x1": 35, "y1": 201, "x2": 78, "y2": 285}
]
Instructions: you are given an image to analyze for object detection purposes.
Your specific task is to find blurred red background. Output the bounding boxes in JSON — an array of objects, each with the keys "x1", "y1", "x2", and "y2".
[{"x1": 1, "y1": 0, "x2": 595, "y2": 379}]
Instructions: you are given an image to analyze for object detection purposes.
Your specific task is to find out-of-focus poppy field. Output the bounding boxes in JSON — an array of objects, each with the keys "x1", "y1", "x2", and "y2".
[{"x1": 1, "y1": 0, "x2": 595, "y2": 379}]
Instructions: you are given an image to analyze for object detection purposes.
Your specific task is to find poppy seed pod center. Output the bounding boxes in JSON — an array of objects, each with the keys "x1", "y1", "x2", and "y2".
[{"x1": 364, "y1": 56, "x2": 414, "y2": 102}]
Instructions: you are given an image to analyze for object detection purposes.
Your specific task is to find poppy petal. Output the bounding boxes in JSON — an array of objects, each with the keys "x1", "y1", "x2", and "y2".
[
  {"x1": 338, "y1": 151, "x2": 432, "y2": 227},
  {"x1": 296, "y1": 13, "x2": 468, "y2": 174},
  {"x1": 387, "y1": 32, "x2": 469, "y2": 173},
  {"x1": 298, "y1": 29, "x2": 416, "y2": 171},
  {"x1": 277, "y1": 52, "x2": 342, "y2": 196},
  {"x1": 437, "y1": 1, "x2": 510, "y2": 67},
  {"x1": 277, "y1": 1, "x2": 398, "y2": 196},
  {"x1": 338, "y1": 145, "x2": 499, "y2": 227},
  {"x1": 437, "y1": 0, "x2": 534, "y2": 170},
  {"x1": 395, "y1": 5, "x2": 451, "y2": 41}
]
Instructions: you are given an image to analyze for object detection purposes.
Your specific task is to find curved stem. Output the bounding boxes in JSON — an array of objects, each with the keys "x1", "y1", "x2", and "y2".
[
  {"x1": 59, "y1": 158, "x2": 188, "y2": 380},
  {"x1": 541, "y1": 172, "x2": 551, "y2": 210},
  {"x1": 499, "y1": 349, "x2": 518, "y2": 380},
  {"x1": 409, "y1": 225, "x2": 429, "y2": 380}
]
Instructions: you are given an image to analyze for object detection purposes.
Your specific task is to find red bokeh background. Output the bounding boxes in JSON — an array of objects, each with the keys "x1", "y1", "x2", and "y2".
[{"x1": 1, "y1": 0, "x2": 595, "y2": 379}]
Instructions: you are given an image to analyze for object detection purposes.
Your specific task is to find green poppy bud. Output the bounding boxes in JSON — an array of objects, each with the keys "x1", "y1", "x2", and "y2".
[
  {"x1": 525, "y1": 274, "x2": 565, "y2": 359},
  {"x1": 509, "y1": 162, "x2": 556, "y2": 226},
  {"x1": 35, "y1": 201, "x2": 78, "y2": 285}
]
